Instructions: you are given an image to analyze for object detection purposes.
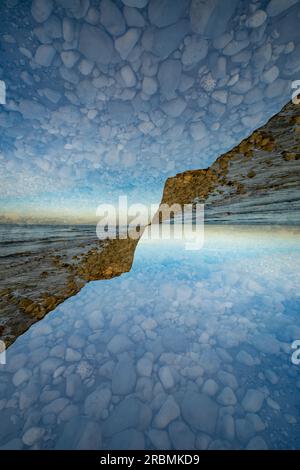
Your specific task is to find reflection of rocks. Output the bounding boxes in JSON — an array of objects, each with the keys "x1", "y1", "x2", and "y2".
[
  {"x1": 267, "y1": 0, "x2": 299, "y2": 17},
  {"x1": 158, "y1": 59, "x2": 182, "y2": 98},
  {"x1": 149, "y1": 0, "x2": 189, "y2": 28},
  {"x1": 242, "y1": 389, "x2": 265, "y2": 413},
  {"x1": 137, "y1": 356, "x2": 153, "y2": 377},
  {"x1": 107, "y1": 334, "x2": 134, "y2": 354},
  {"x1": 153, "y1": 396, "x2": 180, "y2": 428},
  {"x1": 84, "y1": 388, "x2": 111, "y2": 420},
  {"x1": 55, "y1": 417, "x2": 102, "y2": 450},
  {"x1": 79, "y1": 24, "x2": 115, "y2": 64},
  {"x1": 115, "y1": 28, "x2": 141, "y2": 59},
  {"x1": 0, "y1": 409, "x2": 22, "y2": 446},
  {"x1": 22, "y1": 427, "x2": 45, "y2": 446},
  {"x1": 0, "y1": 225, "x2": 299, "y2": 450},
  {"x1": 251, "y1": 334, "x2": 281, "y2": 355},
  {"x1": 103, "y1": 397, "x2": 143, "y2": 437},
  {"x1": 34, "y1": 44, "x2": 56, "y2": 66},
  {"x1": 31, "y1": 0, "x2": 53, "y2": 24},
  {"x1": 110, "y1": 428, "x2": 145, "y2": 450},
  {"x1": 161, "y1": 328, "x2": 187, "y2": 353},
  {"x1": 236, "y1": 350, "x2": 256, "y2": 366},
  {"x1": 100, "y1": 0, "x2": 126, "y2": 37},
  {"x1": 217, "y1": 387, "x2": 237, "y2": 406},
  {"x1": 246, "y1": 436, "x2": 268, "y2": 450},
  {"x1": 148, "y1": 429, "x2": 171, "y2": 450},
  {"x1": 181, "y1": 392, "x2": 218, "y2": 434},
  {"x1": 121, "y1": 0, "x2": 149, "y2": 8},
  {"x1": 190, "y1": 0, "x2": 239, "y2": 38},
  {"x1": 112, "y1": 359, "x2": 137, "y2": 395},
  {"x1": 236, "y1": 418, "x2": 256, "y2": 444},
  {"x1": 158, "y1": 366, "x2": 175, "y2": 390},
  {"x1": 202, "y1": 379, "x2": 219, "y2": 397},
  {"x1": 218, "y1": 414, "x2": 235, "y2": 441},
  {"x1": 0, "y1": 234, "x2": 141, "y2": 347},
  {"x1": 169, "y1": 421, "x2": 195, "y2": 450}
]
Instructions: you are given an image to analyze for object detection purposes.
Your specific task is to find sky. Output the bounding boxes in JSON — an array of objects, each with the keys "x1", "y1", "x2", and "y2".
[{"x1": 0, "y1": 0, "x2": 300, "y2": 223}]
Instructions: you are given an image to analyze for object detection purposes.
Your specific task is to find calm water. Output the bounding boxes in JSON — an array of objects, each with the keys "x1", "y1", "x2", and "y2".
[
  {"x1": 0, "y1": 224, "x2": 98, "y2": 257},
  {"x1": 0, "y1": 223, "x2": 128, "y2": 257},
  {"x1": 0, "y1": 225, "x2": 300, "y2": 450}
]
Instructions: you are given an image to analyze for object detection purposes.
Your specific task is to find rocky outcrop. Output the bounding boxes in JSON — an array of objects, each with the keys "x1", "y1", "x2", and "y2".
[
  {"x1": 1, "y1": 100, "x2": 299, "y2": 347},
  {"x1": 0, "y1": 236, "x2": 141, "y2": 347},
  {"x1": 159, "y1": 100, "x2": 300, "y2": 224}
]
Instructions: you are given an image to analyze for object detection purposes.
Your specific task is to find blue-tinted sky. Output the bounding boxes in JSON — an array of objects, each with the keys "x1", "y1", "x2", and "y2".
[{"x1": 0, "y1": 0, "x2": 299, "y2": 222}]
